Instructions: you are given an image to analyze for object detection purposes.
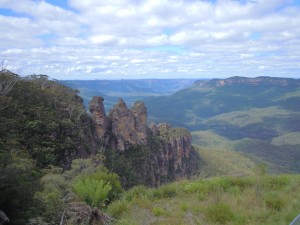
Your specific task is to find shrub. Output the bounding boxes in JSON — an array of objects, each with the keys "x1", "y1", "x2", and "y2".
[
  {"x1": 160, "y1": 184, "x2": 177, "y2": 198},
  {"x1": 183, "y1": 180, "x2": 210, "y2": 194},
  {"x1": 228, "y1": 177, "x2": 254, "y2": 190},
  {"x1": 107, "y1": 200, "x2": 128, "y2": 218},
  {"x1": 205, "y1": 203, "x2": 235, "y2": 224},
  {"x1": 147, "y1": 188, "x2": 163, "y2": 200},
  {"x1": 263, "y1": 175, "x2": 290, "y2": 190},
  {"x1": 88, "y1": 171, "x2": 123, "y2": 202},
  {"x1": 264, "y1": 193, "x2": 286, "y2": 211},
  {"x1": 123, "y1": 185, "x2": 147, "y2": 201},
  {"x1": 152, "y1": 206, "x2": 167, "y2": 216},
  {"x1": 73, "y1": 170, "x2": 122, "y2": 207},
  {"x1": 73, "y1": 177, "x2": 112, "y2": 208},
  {"x1": 180, "y1": 203, "x2": 189, "y2": 212}
]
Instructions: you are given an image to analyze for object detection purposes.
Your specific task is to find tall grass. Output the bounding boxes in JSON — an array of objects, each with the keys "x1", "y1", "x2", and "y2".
[{"x1": 106, "y1": 174, "x2": 300, "y2": 225}]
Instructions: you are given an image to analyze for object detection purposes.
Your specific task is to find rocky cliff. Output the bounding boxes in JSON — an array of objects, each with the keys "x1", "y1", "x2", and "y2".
[
  {"x1": 195, "y1": 76, "x2": 300, "y2": 87},
  {"x1": 89, "y1": 96, "x2": 200, "y2": 187}
]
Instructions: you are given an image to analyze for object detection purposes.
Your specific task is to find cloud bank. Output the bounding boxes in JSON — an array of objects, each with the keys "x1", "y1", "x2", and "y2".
[{"x1": 0, "y1": 0, "x2": 299, "y2": 79}]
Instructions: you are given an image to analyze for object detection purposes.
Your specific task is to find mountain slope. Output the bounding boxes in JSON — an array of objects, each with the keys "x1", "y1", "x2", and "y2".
[
  {"x1": 145, "y1": 76, "x2": 300, "y2": 172},
  {"x1": 60, "y1": 79, "x2": 197, "y2": 110},
  {"x1": 146, "y1": 76, "x2": 300, "y2": 130}
]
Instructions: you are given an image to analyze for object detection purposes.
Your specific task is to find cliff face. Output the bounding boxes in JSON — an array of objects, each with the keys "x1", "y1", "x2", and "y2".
[
  {"x1": 89, "y1": 96, "x2": 110, "y2": 137},
  {"x1": 146, "y1": 124, "x2": 199, "y2": 186},
  {"x1": 195, "y1": 76, "x2": 300, "y2": 87},
  {"x1": 89, "y1": 96, "x2": 200, "y2": 187}
]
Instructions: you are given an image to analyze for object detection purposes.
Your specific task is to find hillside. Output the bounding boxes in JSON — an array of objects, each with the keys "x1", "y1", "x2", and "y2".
[
  {"x1": 145, "y1": 76, "x2": 300, "y2": 172},
  {"x1": 106, "y1": 174, "x2": 300, "y2": 225},
  {"x1": 0, "y1": 70, "x2": 200, "y2": 224},
  {"x1": 60, "y1": 79, "x2": 196, "y2": 110}
]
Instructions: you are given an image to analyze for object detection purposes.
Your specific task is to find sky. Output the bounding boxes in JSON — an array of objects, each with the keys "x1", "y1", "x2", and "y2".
[{"x1": 0, "y1": 0, "x2": 300, "y2": 80}]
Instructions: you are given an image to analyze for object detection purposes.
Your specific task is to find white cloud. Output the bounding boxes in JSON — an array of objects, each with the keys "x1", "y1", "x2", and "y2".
[{"x1": 0, "y1": 0, "x2": 299, "y2": 79}]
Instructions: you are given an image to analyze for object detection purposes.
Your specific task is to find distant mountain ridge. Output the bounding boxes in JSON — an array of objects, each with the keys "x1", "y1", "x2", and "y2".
[
  {"x1": 144, "y1": 76, "x2": 300, "y2": 173},
  {"x1": 195, "y1": 76, "x2": 300, "y2": 87},
  {"x1": 60, "y1": 79, "x2": 197, "y2": 110}
]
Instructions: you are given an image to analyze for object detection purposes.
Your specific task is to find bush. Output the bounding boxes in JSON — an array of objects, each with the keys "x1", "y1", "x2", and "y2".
[
  {"x1": 73, "y1": 177, "x2": 112, "y2": 208},
  {"x1": 205, "y1": 203, "x2": 235, "y2": 224},
  {"x1": 88, "y1": 171, "x2": 123, "y2": 202},
  {"x1": 183, "y1": 180, "x2": 210, "y2": 194},
  {"x1": 160, "y1": 184, "x2": 177, "y2": 198},
  {"x1": 73, "y1": 171, "x2": 122, "y2": 207},
  {"x1": 264, "y1": 193, "x2": 286, "y2": 211},
  {"x1": 123, "y1": 185, "x2": 147, "y2": 201},
  {"x1": 107, "y1": 200, "x2": 128, "y2": 218},
  {"x1": 152, "y1": 206, "x2": 167, "y2": 216},
  {"x1": 263, "y1": 175, "x2": 290, "y2": 190},
  {"x1": 228, "y1": 177, "x2": 254, "y2": 190}
]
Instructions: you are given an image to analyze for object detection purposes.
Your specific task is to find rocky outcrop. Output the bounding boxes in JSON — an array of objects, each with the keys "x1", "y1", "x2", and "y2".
[
  {"x1": 89, "y1": 96, "x2": 110, "y2": 137},
  {"x1": 145, "y1": 123, "x2": 199, "y2": 186},
  {"x1": 108, "y1": 99, "x2": 148, "y2": 151},
  {"x1": 89, "y1": 96, "x2": 200, "y2": 187}
]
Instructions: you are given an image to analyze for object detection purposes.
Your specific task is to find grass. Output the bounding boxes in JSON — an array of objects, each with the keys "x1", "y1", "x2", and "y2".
[
  {"x1": 206, "y1": 107, "x2": 295, "y2": 127},
  {"x1": 192, "y1": 131, "x2": 300, "y2": 173},
  {"x1": 192, "y1": 144, "x2": 255, "y2": 177},
  {"x1": 106, "y1": 174, "x2": 300, "y2": 225}
]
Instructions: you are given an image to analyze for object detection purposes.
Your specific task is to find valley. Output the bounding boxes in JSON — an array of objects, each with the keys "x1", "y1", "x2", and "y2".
[
  {"x1": 1, "y1": 71, "x2": 300, "y2": 225},
  {"x1": 63, "y1": 76, "x2": 300, "y2": 174}
]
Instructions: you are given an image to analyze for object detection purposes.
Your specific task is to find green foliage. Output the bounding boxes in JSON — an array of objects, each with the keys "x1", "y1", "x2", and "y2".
[
  {"x1": 264, "y1": 193, "x2": 286, "y2": 211},
  {"x1": 73, "y1": 171, "x2": 122, "y2": 207},
  {"x1": 107, "y1": 200, "x2": 128, "y2": 218},
  {"x1": 87, "y1": 171, "x2": 123, "y2": 202},
  {"x1": 205, "y1": 203, "x2": 235, "y2": 224},
  {"x1": 0, "y1": 71, "x2": 101, "y2": 223},
  {"x1": 73, "y1": 177, "x2": 112, "y2": 208},
  {"x1": 148, "y1": 183, "x2": 178, "y2": 200},
  {"x1": 0, "y1": 71, "x2": 95, "y2": 168},
  {"x1": 152, "y1": 206, "x2": 167, "y2": 216},
  {"x1": 0, "y1": 150, "x2": 40, "y2": 225},
  {"x1": 35, "y1": 190, "x2": 64, "y2": 223},
  {"x1": 110, "y1": 174, "x2": 300, "y2": 225},
  {"x1": 122, "y1": 185, "x2": 148, "y2": 201},
  {"x1": 104, "y1": 144, "x2": 155, "y2": 188}
]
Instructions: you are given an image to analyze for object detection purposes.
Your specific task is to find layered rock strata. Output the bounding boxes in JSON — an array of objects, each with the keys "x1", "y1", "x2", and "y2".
[{"x1": 89, "y1": 96, "x2": 200, "y2": 186}]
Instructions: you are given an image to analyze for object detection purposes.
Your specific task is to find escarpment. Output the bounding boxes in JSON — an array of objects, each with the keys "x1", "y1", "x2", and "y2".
[{"x1": 89, "y1": 96, "x2": 200, "y2": 187}]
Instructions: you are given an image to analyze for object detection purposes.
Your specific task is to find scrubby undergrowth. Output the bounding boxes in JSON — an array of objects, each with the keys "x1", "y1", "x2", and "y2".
[{"x1": 106, "y1": 174, "x2": 300, "y2": 225}]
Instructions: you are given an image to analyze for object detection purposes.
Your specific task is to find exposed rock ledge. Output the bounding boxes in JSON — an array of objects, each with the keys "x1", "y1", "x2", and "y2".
[{"x1": 89, "y1": 96, "x2": 200, "y2": 186}]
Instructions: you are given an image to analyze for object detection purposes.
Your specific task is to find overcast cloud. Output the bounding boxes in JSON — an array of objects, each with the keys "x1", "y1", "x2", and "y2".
[{"x1": 0, "y1": 0, "x2": 299, "y2": 79}]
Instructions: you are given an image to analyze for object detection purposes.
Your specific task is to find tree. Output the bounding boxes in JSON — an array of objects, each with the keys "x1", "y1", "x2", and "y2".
[{"x1": 0, "y1": 70, "x2": 18, "y2": 96}]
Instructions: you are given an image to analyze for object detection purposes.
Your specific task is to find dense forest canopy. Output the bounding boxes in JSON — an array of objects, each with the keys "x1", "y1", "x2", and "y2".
[{"x1": 0, "y1": 70, "x2": 116, "y2": 224}]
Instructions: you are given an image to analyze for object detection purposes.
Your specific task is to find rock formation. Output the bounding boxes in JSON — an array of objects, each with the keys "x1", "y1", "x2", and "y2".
[
  {"x1": 89, "y1": 96, "x2": 200, "y2": 187},
  {"x1": 89, "y1": 96, "x2": 110, "y2": 137}
]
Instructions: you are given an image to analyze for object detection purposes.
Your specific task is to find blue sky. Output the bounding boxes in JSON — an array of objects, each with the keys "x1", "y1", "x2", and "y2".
[{"x1": 0, "y1": 0, "x2": 300, "y2": 79}]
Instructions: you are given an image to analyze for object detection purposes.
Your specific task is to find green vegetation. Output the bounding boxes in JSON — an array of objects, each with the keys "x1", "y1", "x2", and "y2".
[
  {"x1": 33, "y1": 159, "x2": 123, "y2": 224},
  {"x1": 73, "y1": 175, "x2": 112, "y2": 207},
  {"x1": 108, "y1": 174, "x2": 300, "y2": 225},
  {"x1": 192, "y1": 131, "x2": 300, "y2": 173},
  {"x1": 145, "y1": 78, "x2": 300, "y2": 174},
  {"x1": 73, "y1": 170, "x2": 122, "y2": 207},
  {"x1": 0, "y1": 70, "x2": 116, "y2": 224},
  {"x1": 2, "y1": 72, "x2": 300, "y2": 225}
]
